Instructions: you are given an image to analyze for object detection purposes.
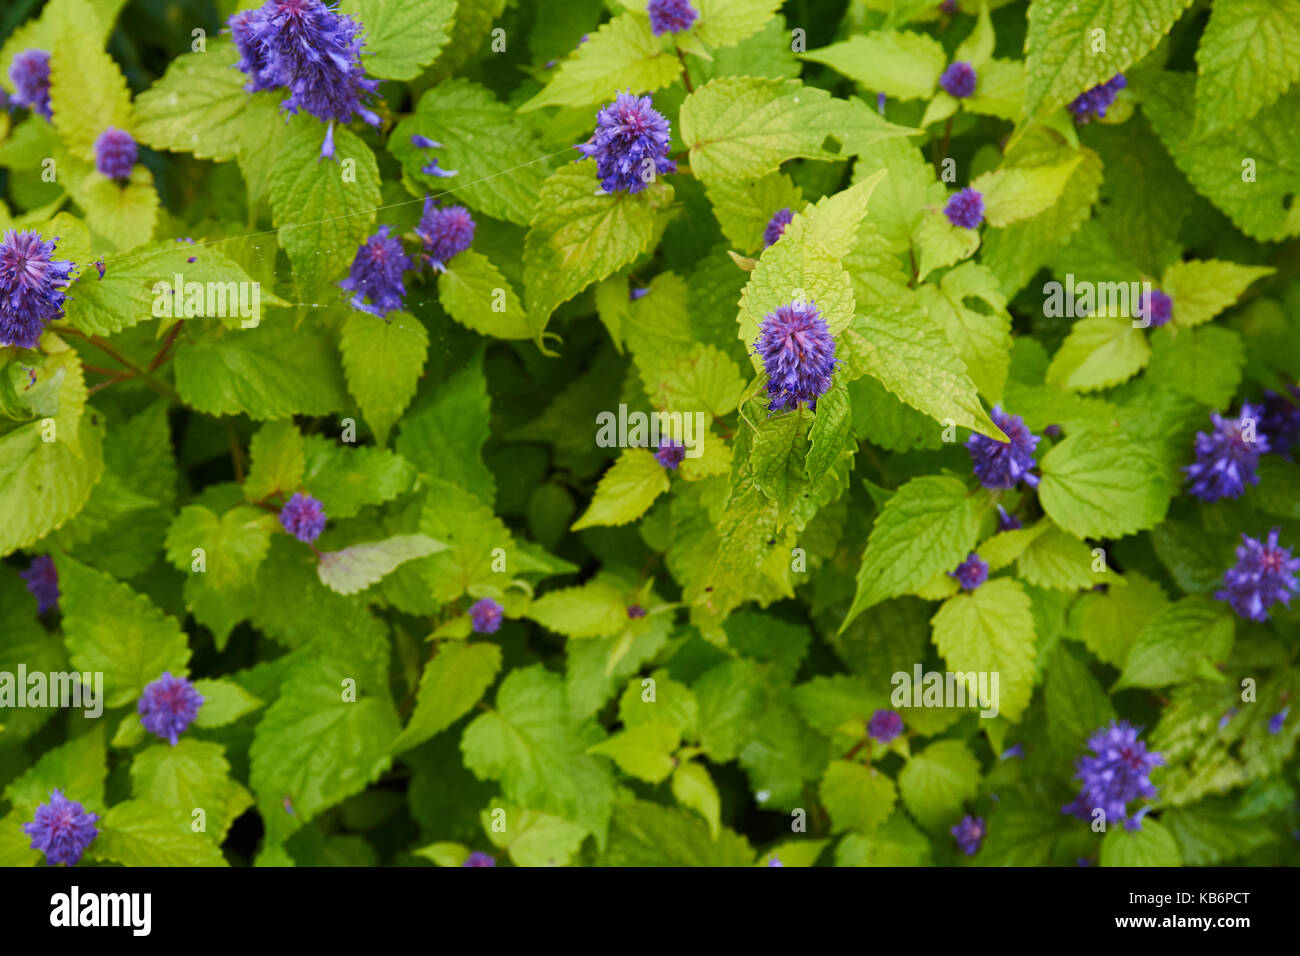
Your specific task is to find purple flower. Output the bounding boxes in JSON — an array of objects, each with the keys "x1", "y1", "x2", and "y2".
[
  {"x1": 20, "y1": 554, "x2": 58, "y2": 614},
  {"x1": 966, "y1": 407, "x2": 1040, "y2": 490},
  {"x1": 463, "y1": 851, "x2": 496, "y2": 867},
  {"x1": 944, "y1": 188, "x2": 984, "y2": 229},
  {"x1": 1269, "y1": 707, "x2": 1289, "y2": 735},
  {"x1": 339, "y1": 225, "x2": 412, "y2": 317},
  {"x1": 876, "y1": 91, "x2": 886, "y2": 115},
  {"x1": 1183, "y1": 404, "x2": 1269, "y2": 502},
  {"x1": 1043, "y1": 424, "x2": 1062, "y2": 438},
  {"x1": 766, "y1": 856, "x2": 784, "y2": 867},
  {"x1": 754, "y1": 299, "x2": 838, "y2": 412},
  {"x1": 1067, "y1": 74, "x2": 1126, "y2": 123},
  {"x1": 226, "y1": 0, "x2": 381, "y2": 159},
  {"x1": 22, "y1": 790, "x2": 98, "y2": 866},
  {"x1": 469, "y1": 597, "x2": 503, "y2": 634},
  {"x1": 1218, "y1": 709, "x2": 1237, "y2": 730},
  {"x1": 940, "y1": 61, "x2": 977, "y2": 99},
  {"x1": 415, "y1": 198, "x2": 474, "y2": 272},
  {"x1": 648, "y1": 0, "x2": 698, "y2": 35},
  {"x1": 138, "y1": 672, "x2": 204, "y2": 746},
  {"x1": 1136, "y1": 288, "x2": 1172, "y2": 328},
  {"x1": 995, "y1": 504, "x2": 1022, "y2": 532},
  {"x1": 626, "y1": 604, "x2": 647, "y2": 619},
  {"x1": 949, "y1": 552, "x2": 989, "y2": 591},
  {"x1": 0, "y1": 229, "x2": 75, "y2": 350},
  {"x1": 1260, "y1": 385, "x2": 1300, "y2": 456},
  {"x1": 279, "y1": 492, "x2": 327, "y2": 543},
  {"x1": 575, "y1": 91, "x2": 677, "y2": 195},
  {"x1": 950, "y1": 815, "x2": 985, "y2": 855},
  {"x1": 9, "y1": 50, "x2": 52, "y2": 120},
  {"x1": 763, "y1": 207, "x2": 794, "y2": 248},
  {"x1": 410, "y1": 134, "x2": 442, "y2": 149},
  {"x1": 94, "y1": 127, "x2": 137, "y2": 181},
  {"x1": 1215, "y1": 528, "x2": 1300, "y2": 622},
  {"x1": 1000, "y1": 743, "x2": 1025, "y2": 760},
  {"x1": 1062, "y1": 720, "x2": 1163, "y2": 830},
  {"x1": 867, "y1": 709, "x2": 904, "y2": 743},
  {"x1": 655, "y1": 440, "x2": 686, "y2": 469},
  {"x1": 410, "y1": 134, "x2": 456, "y2": 178},
  {"x1": 629, "y1": 286, "x2": 650, "y2": 301}
]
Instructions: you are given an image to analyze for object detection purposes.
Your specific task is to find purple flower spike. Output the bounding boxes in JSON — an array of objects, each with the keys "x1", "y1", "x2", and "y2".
[
  {"x1": 1183, "y1": 404, "x2": 1269, "y2": 502},
  {"x1": 575, "y1": 91, "x2": 676, "y2": 195},
  {"x1": 1000, "y1": 743, "x2": 1025, "y2": 760},
  {"x1": 1067, "y1": 75, "x2": 1126, "y2": 123},
  {"x1": 950, "y1": 815, "x2": 985, "y2": 855},
  {"x1": 1215, "y1": 528, "x2": 1300, "y2": 622},
  {"x1": 940, "y1": 61, "x2": 977, "y2": 99},
  {"x1": 867, "y1": 709, "x2": 904, "y2": 743},
  {"x1": 648, "y1": 0, "x2": 699, "y2": 35},
  {"x1": 420, "y1": 159, "x2": 457, "y2": 178},
  {"x1": 138, "y1": 673, "x2": 204, "y2": 746},
  {"x1": 410, "y1": 134, "x2": 443, "y2": 149},
  {"x1": 949, "y1": 552, "x2": 989, "y2": 591},
  {"x1": 945, "y1": 188, "x2": 984, "y2": 229},
  {"x1": 966, "y1": 407, "x2": 1041, "y2": 490},
  {"x1": 463, "y1": 851, "x2": 496, "y2": 867},
  {"x1": 1259, "y1": 385, "x2": 1300, "y2": 457},
  {"x1": 655, "y1": 440, "x2": 686, "y2": 470},
  {"x1": 415, "y1": 198, "x2": 475, "y2": 272},
  {"x1": 1062, "y1": 720, "x2": 1162, "y2": 830},
  {"x1": 94, "y1": 127, "x2": 137, "y2": 182},
  {"x1": 754, "y1": 300, "x2": 838, "y2": 412},
  {"x1": 20, "y1": 554, "x2": 59, "y2": 615},
  {"x1": 339, "y1": 225, "x2": 412, "y2": 317},
  {"x1": 0, "y1": 229, "x2": 75, "y2": 350},
  {"x1": 9, "y1": 50, "x2": 52, "y2": 120},
  {"x1": 626, "y1": 604, "x2": 647, "y2": 619},
  {"x1": 1137, "y1": 288, "x2": 1173, "y2": 328},
  {"x1": 995, "y1": 504, "x2": 1022, "y2": 532},
  {"x1": 763, "y1": 207, "x2": 794, "y2": 248},
  {"x1": 279, "y1": 492, "x2": 327, "y2": 543},
  {"x1": 469, "y1": 597, "x2": 504, "y2": 634},
  {"x1": 629, "y1": 286, "x2": 650, "y2": 301},
  {"x1": 1269, "y1": 707, "x2": 1289, "y2": 735},
  {"x1": 22, "y1": 790, "x2": 99, "y2": 866}
]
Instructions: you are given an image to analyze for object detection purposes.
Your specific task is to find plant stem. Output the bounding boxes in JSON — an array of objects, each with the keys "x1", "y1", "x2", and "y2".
[{"x1": 674, "y1": 43, "x2": 694, "y2": 94}]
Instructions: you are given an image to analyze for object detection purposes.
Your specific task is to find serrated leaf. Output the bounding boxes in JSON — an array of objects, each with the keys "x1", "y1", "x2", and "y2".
[
  {"x1": 1100, "y1": 819, "x2": 1181, "y2": 867},
  {"x1": 800, "y1": 32, "x2": 946, "y2": 101},
  {"x1": 897, "y1": 739, "x2": 981, "y2": 831},
  {"x1": 438, "y1": 251, "x2": 531, "y2": 339},
  {"x1": 1046, "y1": 314, "x2": 1150, "y2": 392},
  {"x1": 392, "y1": 642, "x2": 503, "y2": 754},
  {"x1": 340, "y1": 311, "x2": 428, "y2": 446},
  {"x1": 164, "y1": 504, "x2": 276, "y2": 590},
  {"x1": 90, "y1": 800, "x2": 228, "y2": 867},
  {"x1": 972, "y1": 157, "x2": 1081, "y2": 227},
  {"x1": 318, "y1": 534, "x2": 447, "y2": 595},
  {"x1": 129, "y1": 739, "x2": 252, "y2": 843},
  {"x1": 1038, "y1": 431, "x2": 1171, "y2": 539},
  {"x1": 132, "y1": 39, "x2": 247, "y2": 161},
  {"x1": 394, "y1": 353, "x2": 493, "y2": 503},
  {"x1": 821, "y1": 760, "x2": 898, "y2": 834},
  {"x1": 1159, "y1": 259, "x2": 1274, "y2": 328},
  {"x1": 571, "y1": 448, "x2": 670, "y2": 530},
  {"x1": 588, "y1": 719, "x2": 681, "y2": 783},
  {"x1": 339, "y1": 0, "x2": 455, "y2": 80},
  {"x1": 930, "y1": 578, "x2": 1037, "y2": 722},
  {"x1": 244, "y1": 420, "x2": 306, "y2": 501},
  {"x1": 1193, "y1": 0, "x2": 1300, "y2": 138},
  {"x1": 1115, "y1": 597, "x2": 1235, "y2": 690},
  {"x1": 527, "y1": 579, "x2": 630, "y2": 638},
  {"x1": 48, "y1": 9, "x2": 132, "y2": 161},
  {"x1": 191, "y1": 679, "x2": 264, "y2": 728}
]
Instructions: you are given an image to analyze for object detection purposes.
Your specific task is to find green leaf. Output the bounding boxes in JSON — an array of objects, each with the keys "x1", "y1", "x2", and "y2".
[
  {"x1": 1162, "y1": 800, "x2": 1280, "y2": 865},
  {"x1": 267, "y1": 118, "x2": 381, "y2": 294},
  {"x1": 800, "y1": 32, "x2": 946, "y2": 101},
  {"x1": 805, "y1": 383, "x2": 853, "y2": 486},
  {"x1": 191, "y1": 679, "x2": 264, "y2": 728},
  {"x1": 130, "y1": 739, "x2": 253, "y2": 843},
  {"x1": 1100, "y1": 819, "x2": 1181, "y2": 867},
  {"x1": 1023, "y1": 0, "x2": 1192, "y2": 118},
  {"x1": 897, "y1": 739, "x2": 981, "y2": 831},
  {"x1": 339, "y1": 0, "x2": 455, "y2": 79},
  {"x1": 526, "y1": 579, "x2": 630, "y2": 638},
  {"x1": 244, "y1": 420, "x2": 306, "y2": 501},
  {"x1": 971, "y1": 157, "x2": 1081, "y2": 227},
  {"x1": 916, "y1": 262, "x2": 1013, "y2": 403},
  {"x1": 671, "y1": 761, "x2": 722, "y2": 837},
  {"x1": 844, "y1": 475, "x2": 983, "y2": 626},
  {"x1": 419, "y1": 477, "x2": 516, "y2": 602},
  {"x1": 392, "y1": 642, "x2": 503, "y2": 754},
  {"x1": 175, "y1": 317, "x2": 350, "y2": 420},
  {"x1": 75, "y1": 166, "x2": 158, "y2": 252},
  {"x1": 821, "y1": 760, "x2": 897, "y2": 834},
  {"x1": 61, "y1": 557, "x2": 190, "y2": 708},
  {"x1": 930, "y1": 578, "x2": 1037, "y2": 721},
  {"x1": 302, "y1": 437, "x2": 415, "y2": 518},
  {"x1": 438, "y1": 251, "x2": 532, "y2": 339},
  {"x1": 318, "y1": 534, "x2": 447, "y2": 595},
  {"x1": 462, "y1": 665, "x2": 615, "y2": 842},
  {"x1": 520, "y1": 11, "x2": 681, "y2": 111},
  {"x1": 1145, "y1": 325, "x2": 1244, "y2": 409},
  {"x1": 1016, "y1": 522, "x2": 1111, "y2": 591},
  {"x1": 588, "y1": 720, "x2": 681, "y2": 784},
  {"x1": 132, "y1": 39, "x2": 247, "y2": 161},
  {"x1": 1038, "y1": 431, "x2": 1171, "y2": 539},
  {"x1": 164, "y1": 504, "x2": 276, "y2": 591},
  {"x1": 1159, "y1": 259, "x2": 1274, "y2": 328},
  {"x1": 692, "y1": 0, "x2": 784, "y2": 49},
  {"x1": 849, "y1": 305, "x2": 1006, "y2": 440},
  {"x1": 394, "y1": 354, "x2": 494, "y2": 504},
  {"x1": 739, "y1": 232, "x2": 855, "y2": 354},
  {"x1": 853, "y1": 137, "x2": 946, "y2": 253},
  {"x1": 1070, "y1": 571, "x2": 1170, "y2": 668},
  {"x1": 523, "y1": 160, "x2": 672, "y2": 336},
  {"x1": 910, "y1": 208, "x2": 981, "y2": 281},
  {"x1": 481, "y1": 802, "x2": 589, "y2": 867},
  {"x1": 340, "y1": 312, "x2": 428, "y2": 446},
  {"x1": 90, "y1": 800, "x2": 229, "y2": 866},
  {"x1": 47, "y1": 7, "x2": 132, "y2": 161},
  {"x1": 598, "y1": 800, "x2": 754, "y2": 866},
  {"x1": 1115, "y1": 597, "x2": 1235, "y2": 690},
  {"x1": 249, "y1": 655, "x2": 400, "y2": 842},
  {"x1": 1046, "y1": 315, "x2": 1150, "y2": 391},
  {"x1": 835, "y1": 812, "x2": 932, "y2": 866},
  {"x1": 1193, "y1": 0, "x2": 1300, "y2": 138},
  {"x1": 1045, "y1": 642, "x2": 1115, "y2": 757},
  {"x1": 571, "y1": 448, "x2": 671, "y2": 530},
  {"x1": 4, "y1": 724, "x2": 106, "y2": 817},
  {"x1": 703, "y1": 172, "x2": 804, "y2": 253},
  {"x1": 394, "y1": 78, "x2": 551, "y2": 225}
]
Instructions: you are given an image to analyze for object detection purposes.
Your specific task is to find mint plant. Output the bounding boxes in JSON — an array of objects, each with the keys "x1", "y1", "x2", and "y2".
[{"x1": 1, "y1": 0, "x2": 1298, "y2": 870}]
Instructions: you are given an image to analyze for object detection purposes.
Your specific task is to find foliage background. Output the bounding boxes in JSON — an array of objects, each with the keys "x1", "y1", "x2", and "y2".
[{"x1": 1, "y1": 0, "x2": 1298, "y2": 866}]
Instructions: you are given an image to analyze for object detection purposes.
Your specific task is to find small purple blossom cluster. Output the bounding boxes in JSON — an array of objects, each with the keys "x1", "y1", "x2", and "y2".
[
  {"x1": 94, "y1": 127, "x2": 137, "y2": 182},
  {"x1": 648, "y1": 0, "x2": 699, "y2": 35},
  {"x1": 939, "y1": 61, "x2": 977, "y2": 99},
  {"x1": 950, "y1": 815, "x2": 985, "y2": 855},
  {"x1": 1067, "y1": 75, "x2": 1126, "y2": 122},
  {"x1": 1062, "y1": 720, "x2": 1162, "y2": 830},
  {"x1": 763, "y1": 207, "x2": 794, "y2": 247},
  {"x1": 22, "y1": 789, "x2": 99, "y2": 866},
  {"x1": 966, "y1": 407, "x2": 1040, "y2": 490},
  {"x1": 1216, "y1": 528, "x2": 1300, "y2": 622},
  {"x1": 0, "y1": 228, "x2": 75, "y2": 349},
  {"x1": 867, "y1": 709, "x2": 904, "y2": 743},
  {"x1": 228, "y1": 0, "x2": 381, "y2": 159},
  {"x1": 21, "y1": 554, "x2": 59, "y2": 614},
  {"x1": 138, "y1": 672, "x2": 205, "y2": 745},
  {"x1": 944, "y1": 188, "x2": 984, "y2": 229},
  {"x1": 754, "y1": 299, "x2": 838, "y2": 412},
  {"x1": 949, "y1": 553, "x2": 989, "y2": 591},
  {"x1": 9, "y1": 50, "x2": 52, "y2": 119},
  {"x1": 279, "y1": 492, "x2": 327, "y2": 543},
  {"x1": 576, "y1": 91, "x2": 676, "y2": 195},
  {"x1": 469, "y1": 597, "x2": 504, "y2": 634}
]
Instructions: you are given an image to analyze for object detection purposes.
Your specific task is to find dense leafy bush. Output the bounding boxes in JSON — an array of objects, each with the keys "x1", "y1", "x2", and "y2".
[{"x1": 1, "y1": 0, "x2": 1298, "y2": 868}]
